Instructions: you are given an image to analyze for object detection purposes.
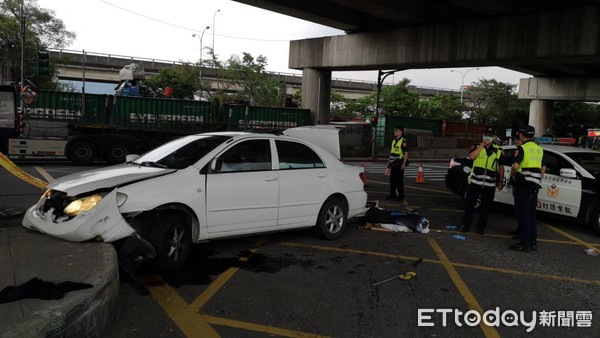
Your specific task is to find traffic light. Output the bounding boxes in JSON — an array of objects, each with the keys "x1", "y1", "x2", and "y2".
[
  {"x1": 370, "y1": 115, "x2": 378, "y2": 126},
  {"x1": 36, "y1": 50, "x2": 49, "y2": 76}
]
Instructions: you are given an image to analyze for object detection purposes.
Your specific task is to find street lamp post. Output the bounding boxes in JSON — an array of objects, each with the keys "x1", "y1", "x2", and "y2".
[
  {"x1": 212, "y1": 9, "x2": 220, "y2": 57},
  {"x1": 371, "y1": 69, "x2": 400, "y2": 159},
  {"x1": 451, "y1": 68, "x2": 479, "y2": 132},
  {"x1": 192, "y1": 26, "x2": 210, "y2": 64}
]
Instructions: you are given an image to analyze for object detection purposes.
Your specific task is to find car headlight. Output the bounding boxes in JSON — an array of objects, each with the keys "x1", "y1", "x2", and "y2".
[{"x1": 64, "y1": 194, "x2": 103, "y2": 217}]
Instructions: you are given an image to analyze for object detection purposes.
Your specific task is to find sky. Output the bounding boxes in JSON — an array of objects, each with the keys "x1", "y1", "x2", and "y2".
[{"x1": 36, "y1": 0, "x2": 531, "y2": 91}]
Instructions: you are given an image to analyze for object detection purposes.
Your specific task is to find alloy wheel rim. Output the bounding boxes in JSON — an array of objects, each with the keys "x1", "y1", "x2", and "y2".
[
  {"x1": 325, "y1": 205, "x2": 344, "y2": 233},
  {"x1": 167, "y1": 225, "x2": 186, "y2": 262}
]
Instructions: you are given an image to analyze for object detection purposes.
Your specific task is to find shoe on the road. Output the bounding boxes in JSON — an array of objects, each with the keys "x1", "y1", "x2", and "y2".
[
  {"x1": 531, "y1": 240, "x2": 537, "y2": 251},
  {"x1": 509, "y1": 243, "x2": 532, "y2": 253},
  {"x1": 476, "y1": 229, "x2": 485, "y2": 235},
  {"x1": 460, "y1": 225, "x2": 470, "y2": 233},
  {"x1": 386, "y1": 195, "x2": 397, "y2": 200}
]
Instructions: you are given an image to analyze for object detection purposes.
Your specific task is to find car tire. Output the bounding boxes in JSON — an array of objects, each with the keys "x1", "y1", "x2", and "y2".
[
  {"x1": 149, "y1": 213, "x2": 192, "y2": 273},
  {"x1": 315, "y1": 197, "x2": 347, "y2": 240},
  {"x1": 105, "y1": 141, "x2": 131, "y2": 164},
  {"x1": 68, "y1": 140, "x2": 97, "y2": 165}
]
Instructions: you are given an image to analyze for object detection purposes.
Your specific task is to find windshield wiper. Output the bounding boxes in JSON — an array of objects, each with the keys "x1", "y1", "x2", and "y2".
[{"x1": 139, "y1": 161, "x2": 169, "y2": 168}]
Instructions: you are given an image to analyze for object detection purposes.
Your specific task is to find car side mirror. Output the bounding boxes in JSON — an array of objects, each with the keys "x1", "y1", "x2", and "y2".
[
  {"x1": 210, "y1": 158, "x2": 222, "y2": 172},
  {"x1": 560, "y1": 168, "x2": 577, "y2": 179},
  {"x1": 126, "y1": 154, "x2": 140, "y2": 162}
]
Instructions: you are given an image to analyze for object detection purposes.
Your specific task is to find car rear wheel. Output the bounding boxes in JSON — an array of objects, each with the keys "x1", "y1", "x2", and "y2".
[
  {"x1": 149, "y1": 213, "x2": 192, "y2": 273},
  {"x1": 315, "y1": 197, "x2": 347, "y2": 240}
]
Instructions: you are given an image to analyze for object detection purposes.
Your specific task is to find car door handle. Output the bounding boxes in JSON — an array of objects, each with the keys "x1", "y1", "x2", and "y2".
[
  {"x1": 317, "y1": 173, "x2": 327, "y2": 178},
  {"x1": 264, "y1": 176, "x2": 278, "y2": 181}
]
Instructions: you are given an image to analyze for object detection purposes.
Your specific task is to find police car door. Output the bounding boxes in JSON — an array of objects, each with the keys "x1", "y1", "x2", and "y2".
[{"x1": 538, "y1": 151, "x2": 581, "y2": 219}]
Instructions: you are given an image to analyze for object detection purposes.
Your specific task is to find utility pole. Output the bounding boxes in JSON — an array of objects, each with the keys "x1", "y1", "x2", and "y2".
[{"x1": 372, "y1": 69, "x2": 399, "y2": 159}]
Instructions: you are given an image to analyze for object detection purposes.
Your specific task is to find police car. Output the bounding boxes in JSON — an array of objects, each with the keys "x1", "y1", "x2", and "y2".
[{"x1": 445, "y1": 144, "x2": 600, "y2": 235}]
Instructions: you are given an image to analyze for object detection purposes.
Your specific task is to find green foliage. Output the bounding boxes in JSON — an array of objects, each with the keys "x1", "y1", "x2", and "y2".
[
  {"x1": 0, "y1": 0, "x2": 75, "y2": 88},
  {"x1": 227, "y1": 53, "x2": 282, "y2": 106},
  {"x1": 417, "y1": 94, "x2": 462, "y2": 120},
  {"x1": 380, "y1": 78, "x2": 420, "y2": 116},
  {"x1": 143, "y1": 63, "x2": 199, "y2": 100},
  {"x1": 552, "y1": 101, "x2": 600, "y2": 137}
]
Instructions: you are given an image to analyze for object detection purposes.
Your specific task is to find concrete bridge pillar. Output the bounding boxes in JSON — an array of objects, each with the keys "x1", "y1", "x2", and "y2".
[
  {"x1": 528, "y1": 99, "x2": 553, "y2": 137},
  {"x1": 301, "y1": 68, "x2": 331, "y2": 125}
]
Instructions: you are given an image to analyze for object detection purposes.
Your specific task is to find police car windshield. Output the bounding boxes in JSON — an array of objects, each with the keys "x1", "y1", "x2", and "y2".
[{"x1": 565, "y1": 152, "x2": 600, "y2": 178}]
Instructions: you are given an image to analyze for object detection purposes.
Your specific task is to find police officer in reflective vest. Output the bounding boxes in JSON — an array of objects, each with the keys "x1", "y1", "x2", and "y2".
[
  {"x1": 510, "y1": 125, "x2": 545, "y2": 252},
  {"x1": 387, "y1": 126, "x2": 409, "y2": 201},
  {"x1": 460, "y1": 128, "x2": 504, "y2": 235}
]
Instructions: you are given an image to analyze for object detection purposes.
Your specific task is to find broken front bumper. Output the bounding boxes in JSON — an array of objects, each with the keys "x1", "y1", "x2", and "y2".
[{"x1": 22, "y1": 189, "x2": 136, "y2": 242}]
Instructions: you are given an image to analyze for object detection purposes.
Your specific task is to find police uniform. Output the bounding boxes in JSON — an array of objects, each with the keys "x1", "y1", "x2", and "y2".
[
  {"x1": 461, "y1": 137, "x2": 503, "y2": 234},
  {"x1": 388, "y1": 136, "x2": 408, "y2": 201},
  {"x1": 510, "y1": 126, "x2": 544, "y2": 252}
]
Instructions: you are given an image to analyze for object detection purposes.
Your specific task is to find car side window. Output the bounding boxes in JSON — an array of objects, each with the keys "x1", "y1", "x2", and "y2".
[
  {"x1": 543, "y1": 152, "x2": 573, "y2": 175},
  {"x1": 219, "y1": 140, "x2": 272, "y2": 172},
  {"x1": 275, "y1": 140, "x2": 325, "y2": 170}
]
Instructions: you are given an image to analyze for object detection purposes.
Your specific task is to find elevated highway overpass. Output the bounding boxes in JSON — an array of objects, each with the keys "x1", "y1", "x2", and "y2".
[
  {"x1": 234, "y1": 0, "x2": 600, "y2": 134},
  {"x1": 51, "y1": 50, "x2": 460, "y2": 101}
]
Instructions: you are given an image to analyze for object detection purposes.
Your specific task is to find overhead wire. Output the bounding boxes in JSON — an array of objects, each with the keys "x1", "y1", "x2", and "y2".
[{"x1": 97, "y1": 0, "x2": 290, "y2": 42}]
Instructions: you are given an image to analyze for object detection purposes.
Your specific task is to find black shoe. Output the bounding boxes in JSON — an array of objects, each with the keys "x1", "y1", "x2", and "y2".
[
  {"x1": 531, "y1": 241, "x2": 537, "y2": 251},
  {"x1": 476, "y1": 229, "x2": 485, "y2": 235},
  {"x1": 510, "y1": 243, "x2": 532, "y2": 253},
  {"x1": 460, "y1": 225, "x2": 470, "y2": 233},
  {"x1": 396, "y1": 195, "x2": 405, "y2": 201},
  {"x1": 386, "y1": 195, "x2": 396, "y2": 200},
  {"x1": 511, "y1": 235, "x2": 520, "y2": 240}
]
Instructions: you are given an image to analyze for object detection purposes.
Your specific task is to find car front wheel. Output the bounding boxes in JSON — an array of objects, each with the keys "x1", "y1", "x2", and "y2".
[
  {"x1": 315, "y1": 197, "x2": 347, "y2": 240},
  {"x1": 149, "y1": 213, "x2": 192, "y2": 273}
]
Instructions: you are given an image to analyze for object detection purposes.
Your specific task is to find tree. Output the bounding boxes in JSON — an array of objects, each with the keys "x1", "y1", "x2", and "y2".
[
  {"x1": 144, "y1": 63, "x2": 199, "y2": 100},
  {"x1": 227, "y1": 52, "x2": 282, "y2": 106},
  {"x1": 0, "y1": 0, "x2": 75, "y2": 88},
  {"x1": 379, "y1": 78, "x2": 420, "y2": 116},
  {"x1": 417, "y1": 94, "x2": 463, "y2": 120}
]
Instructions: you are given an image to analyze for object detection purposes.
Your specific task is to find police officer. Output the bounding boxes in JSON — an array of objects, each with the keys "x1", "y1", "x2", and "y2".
[
  {"x1": 510, "y1": 125, "x2": 545, "y2": 252},
  {"x1": 387, "y1": 126, "x2": 409, "y2": 201},
  {"x1": 460, "y1": 128, "x2": 504, "y2": 235}
]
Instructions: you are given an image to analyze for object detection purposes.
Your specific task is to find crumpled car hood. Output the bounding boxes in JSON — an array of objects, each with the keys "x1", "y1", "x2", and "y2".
[{"x1": 48, "y1": 164, "x2": 176, "y2": 196}]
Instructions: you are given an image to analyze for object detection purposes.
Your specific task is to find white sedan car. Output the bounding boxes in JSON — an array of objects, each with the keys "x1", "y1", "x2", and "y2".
[{"x1": 23, "y1": 128, "x2": 368, "y2": 272}]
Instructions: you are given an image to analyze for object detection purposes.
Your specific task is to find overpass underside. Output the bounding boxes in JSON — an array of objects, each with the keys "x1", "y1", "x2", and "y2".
[{"x1": 286, "y1": 4, "x2": 600, "y2": 135}]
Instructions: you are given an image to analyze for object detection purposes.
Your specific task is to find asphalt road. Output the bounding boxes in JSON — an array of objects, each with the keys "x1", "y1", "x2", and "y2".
[{"x1": 1, "y1": 161, "x2": 599, "y2": 338}]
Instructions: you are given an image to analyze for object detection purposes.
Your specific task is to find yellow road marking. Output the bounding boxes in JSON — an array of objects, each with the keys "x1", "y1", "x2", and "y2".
[
  {"x1": 142, "y1": 241, "x2": 327, "y2": 337},
  {"x1": 427, "y1": 237, "x2": 500, "y2": 338},
  {"x1": 139, "y1": 274, "x2": 220, "y2": 338},
  {"x1": 438, "y1": 229, "x2": 600, "y2": 246},
  {"x1": 541, "y1": 221, "x2": 600, "y2": 250},
  {"x1": 201, "y1": 314, "x2": 330, "y2": 338},
  {"x1": 190, "y1": 247, "x2": 259, "y2": 311},
  {"x1": 34, "y1": 166, "x2": 54, "y2": 183},
  {"x1": 280, "y1": 242, "x2": 600, "y2": 286}
]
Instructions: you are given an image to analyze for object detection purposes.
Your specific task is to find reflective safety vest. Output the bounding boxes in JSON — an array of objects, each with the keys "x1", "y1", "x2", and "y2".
[
  {"x1": 518, "y1": 140, "x2": 543, "y2": 186},
  {"x1": 469, "y1": 145, "x2": 501, "y2": 187},
  {"x1": 389, "y1": 137, "x2": 406, "y2": 162}
]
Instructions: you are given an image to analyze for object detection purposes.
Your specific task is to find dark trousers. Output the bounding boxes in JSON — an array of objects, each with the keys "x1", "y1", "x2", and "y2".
[
  {"x1": 513, "y1": 185, "x2": 538, "y2": 246},
  {"x1": 462, "y1": 184, "x2": 496, "y2": 231},
  {"x1": 389, "y1": 165, "x2": 405, "y2": 199}
]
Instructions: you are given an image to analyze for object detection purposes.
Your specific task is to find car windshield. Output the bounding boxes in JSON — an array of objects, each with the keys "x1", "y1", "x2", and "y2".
[
  {"x1": 133, "y1": 135, "x2": 231, "y2": 169},
  {"x1": 564, "y1": 152, "x2": 600, "y2": 178}
]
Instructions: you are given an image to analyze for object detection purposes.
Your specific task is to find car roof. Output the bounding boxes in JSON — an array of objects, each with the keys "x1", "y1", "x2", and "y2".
[{"x1": 503, "y1": 143, "x2": 600, "y2": 154}]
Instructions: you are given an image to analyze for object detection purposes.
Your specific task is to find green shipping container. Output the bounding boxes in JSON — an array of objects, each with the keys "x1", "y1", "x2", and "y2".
[
  {"x1": 113, "y1": 96, "x2": 212, "y2": 133},
  {"x1": 225, "y1": 105, "x2": 311, "y2": 131},
  {"x1": 27, "y1": 91, "x2": 107, "y2": 126}
]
